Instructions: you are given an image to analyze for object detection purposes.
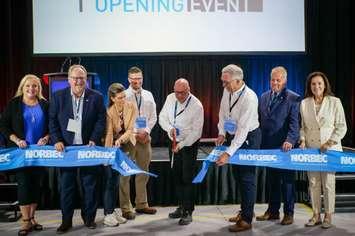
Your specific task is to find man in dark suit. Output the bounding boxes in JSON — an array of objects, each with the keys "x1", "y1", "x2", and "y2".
[
  {"x1": 49, "y1": 65, "x2": 106, "y2": 234},
  {"x1": 256, "y1": 66, "x2": 300, "y2": 225}
]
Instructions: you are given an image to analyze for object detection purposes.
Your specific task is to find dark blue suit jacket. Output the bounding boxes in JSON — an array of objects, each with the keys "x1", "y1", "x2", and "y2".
[
  {"x1": 258, "y1": 88, "x2": 301, "y2": 149},
  {"x1": 49, "y1": 87, "x2": 106, "y2": 146}
]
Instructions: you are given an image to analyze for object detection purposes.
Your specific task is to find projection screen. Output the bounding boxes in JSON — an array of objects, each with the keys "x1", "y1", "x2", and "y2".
[{"x1": 32, "y1": 0, "x2": 305, "y2": 55}]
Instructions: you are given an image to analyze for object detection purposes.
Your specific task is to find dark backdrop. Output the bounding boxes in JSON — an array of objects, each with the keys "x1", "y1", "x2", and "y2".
[
  {"x1": 0, "y1": 0, "x2": 354, "y2": 208},
  {"x1": 1, "y1": 0, "x2": 353, "y2": 146}
]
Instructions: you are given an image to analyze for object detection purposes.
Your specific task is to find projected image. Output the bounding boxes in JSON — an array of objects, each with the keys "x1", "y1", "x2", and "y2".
[{"x1": 33, "y1": 0, "x2": 305, "y2": 54}]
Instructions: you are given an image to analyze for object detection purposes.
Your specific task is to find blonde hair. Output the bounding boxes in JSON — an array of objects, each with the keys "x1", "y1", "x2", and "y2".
[{"x1": 14, "y1": 74, "x2": 45, "y2": 100}]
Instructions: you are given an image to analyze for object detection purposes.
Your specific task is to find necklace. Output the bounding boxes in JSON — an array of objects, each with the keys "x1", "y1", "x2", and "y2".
[
  {"x1": 23, "y1": 98, "x2": 38, "y2": 123},
  {"x1": 314, "y1": 98, "x2": 323, "y2": 105},
  {"x1": 28, "y1": 106, "x2": 36, "y2": 123}
]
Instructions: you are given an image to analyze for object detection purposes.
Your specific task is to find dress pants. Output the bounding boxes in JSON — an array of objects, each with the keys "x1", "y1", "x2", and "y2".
[
  {"x1": 307, "y1": 171, "x2": 335, "y2": 214},
  {"x1": 266, "y1": 167, "x2": 295, "y2": 215},
  {"x1": 227, "y1": 128, "x2": 261, "y2": 224},
  {"x1": 119, "y1": 142, "x2": 152, "y2": 212},
  {"x1": 16, "y1": 167, "x2": 43, "y2": 205},
  {"x1": 170, "y1": 141, "x2": 198, "y2": 213},
  {"x1": 59, "y1": 166, "x2": 99, "y2": 223}
]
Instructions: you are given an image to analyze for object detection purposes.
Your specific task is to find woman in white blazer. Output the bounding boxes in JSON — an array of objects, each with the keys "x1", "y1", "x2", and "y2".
[{"x1": 300, "y1": 72, "x2": 347, "y2": 229}]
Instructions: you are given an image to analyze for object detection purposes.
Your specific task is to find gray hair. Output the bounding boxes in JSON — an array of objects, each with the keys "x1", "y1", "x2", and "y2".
[
  {"x1": 68, "y1": 64, "x2": 87, "y2": 77},
  {"x1": 222, "y1": 64, "x2": 244, "y2": 80},
  {"x1": 271, "y1": 66, "x2": 287, "y2": 80}
]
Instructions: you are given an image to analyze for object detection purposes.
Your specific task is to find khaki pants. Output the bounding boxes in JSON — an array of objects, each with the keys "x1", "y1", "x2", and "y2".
[
  {"x1": 307, "y1": 171, "x2": 335, "y2": 214},
  {"x1": 119, "y1": 141, "x2": 152, "y2": 213}
]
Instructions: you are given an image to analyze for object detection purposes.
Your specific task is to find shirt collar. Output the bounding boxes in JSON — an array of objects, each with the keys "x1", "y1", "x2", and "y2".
[
  {"x1": 70, "y1": 89, "x2": 85, "y2": 99},
  {"x1": 231, "y1": 83, "x2": 246, "y2": 96},
  {"x1": 272, "y1": 87, "x2": 286, "y2": 97},
  {"x1": 129, "y1": 85, "x2": 142, "y2": 95},
  {"x1": 177, "y1": 93, "x2": 191, "y2": 105}
]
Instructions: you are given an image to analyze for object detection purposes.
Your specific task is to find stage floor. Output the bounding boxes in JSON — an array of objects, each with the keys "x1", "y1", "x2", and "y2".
[{"x1": 1, "y1": 204, "x2": 355, "y2": 235}]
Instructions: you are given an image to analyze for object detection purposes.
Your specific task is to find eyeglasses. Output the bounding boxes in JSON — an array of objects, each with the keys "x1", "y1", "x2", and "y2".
[
  {"x1": 174, "y1": 90, "x2": 188, "y2": 95},
  {"x1": 70, "y1": 76, "x2": 86, "y2": 81},
  {"x1": 129, "y1": 77, "x2": 143, "y2": 81},
  {"x1": 222, "y1": 80, "x2": 232, "y2": 86}
]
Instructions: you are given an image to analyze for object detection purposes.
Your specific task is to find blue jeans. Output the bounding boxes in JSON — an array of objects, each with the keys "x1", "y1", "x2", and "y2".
[{"x1": 103, "y1": 166, "x2": 119, "y2": 215}]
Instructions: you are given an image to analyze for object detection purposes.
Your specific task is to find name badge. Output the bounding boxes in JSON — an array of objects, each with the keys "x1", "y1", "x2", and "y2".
[
  {"x1": 174, "y1": 125, "x2": 181, "y2": 137},
  {"x1": 67, "y1": 119, "x2": 81, "y2": 133},
  {"x1": 135, "y1": 117, "x2": 147, "y2": 129},
  {"x1": 224, "y1": 119, "x2": 237, "y2": 134}
]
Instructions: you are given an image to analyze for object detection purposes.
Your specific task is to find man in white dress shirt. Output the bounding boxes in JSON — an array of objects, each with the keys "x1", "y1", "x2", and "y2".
[
  {"x1": 119, "y1": 66, "x2": 157, "y2": 220},
  {"x1": 159, "y1": 78, "x2": 204, "y2": 225},
  {"x1": 215, "y1": 64, "x2": 261, "y2": 232}
]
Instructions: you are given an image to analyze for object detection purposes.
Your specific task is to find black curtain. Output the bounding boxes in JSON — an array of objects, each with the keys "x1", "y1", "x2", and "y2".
[
  {"x1": 1, "y1": 0, "x2": 353, "y2": 145},
  {"x1": 0, "y1": 0, "x2": 354, "y2": 209}
]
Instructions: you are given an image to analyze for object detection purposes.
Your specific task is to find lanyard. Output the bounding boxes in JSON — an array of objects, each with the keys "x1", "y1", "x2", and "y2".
[
  {"x1": 173, "y1": 96, "x2": 192, "y2": 124},
  {"x1": 74, "y1": 97, "x2": 82, "y2": 120},
  {"x1": 135, "y1": 93, "x2": 142, "y2": 116},
  {"x1": 229, "y1": 86, "x2": 245, "y2": 114}
]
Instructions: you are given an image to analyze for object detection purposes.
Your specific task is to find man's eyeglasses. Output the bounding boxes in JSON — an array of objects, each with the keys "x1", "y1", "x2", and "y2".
[
  {"x1": 129, "y1": 77, "x2": 143, "y2": 81},
  {"x1": 70, "y1": 76, "x2": 86, "y2": 81},
  {"x1": 222, "y1": 79, "x2": 234, "y2": 86},
  {"x1": 174, "y1": 90, "x2": 188, "y2": 95}
]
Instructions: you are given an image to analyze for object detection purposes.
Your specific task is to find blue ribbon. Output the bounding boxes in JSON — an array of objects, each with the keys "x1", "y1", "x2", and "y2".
[
  {"x1": 192, "y1": 146, "x2": 355, "y2": 183},
  {"x1": 0, "y1": 145, "x2": 157, "y2": 177}
]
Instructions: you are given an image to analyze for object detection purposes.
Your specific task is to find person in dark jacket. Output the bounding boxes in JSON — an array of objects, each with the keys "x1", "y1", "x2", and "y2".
[
  {"x1": 256, "y1": 66, "x2": 301, "y2": 225},
  {"x1": 0, "y1": 74, "x2": 49, "y2": 236},
  {"x1": 49, "y1": 65, "x2": 106, "y2": 234}
]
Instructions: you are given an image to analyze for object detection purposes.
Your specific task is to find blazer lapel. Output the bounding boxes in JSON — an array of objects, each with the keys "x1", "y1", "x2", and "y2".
[
  {"x1": 123, "y1": 103, "x2": 132, "y2": 131},
  {"x1": 265, "y1": 91, "x2": 272, "y2": 115},
  {"x1": 16, "y1": 98, "x2": 25, "y2": 137},
  {"x1": 316, "y1": 96, "x2": 328, "y2": 126},
  {"x1": 64, "y1": 89, "x2": 74, "y2": 119},
  {"x1": 269, "y1": 89, "x2": 285, "y2": 113},
  {"x1": 308, "y1": 98, "x2": 321, "y2": 127},
  {"x1": 82, "y1": 89, "x2": 89, "y2": 124}
]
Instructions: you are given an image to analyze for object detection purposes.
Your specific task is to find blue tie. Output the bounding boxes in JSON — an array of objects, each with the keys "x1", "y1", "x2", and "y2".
[{"x1": 269, "y1": 93, "x2": 278, "y2": 110}]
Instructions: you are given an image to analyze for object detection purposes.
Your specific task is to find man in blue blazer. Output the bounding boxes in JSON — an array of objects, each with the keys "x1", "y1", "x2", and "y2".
[
  {"x1": 49, "y1": 65, "x2": 106, "y2": 234},
  {"x1": 256, "y1": 66, "x2": 300, "y2": 225}
]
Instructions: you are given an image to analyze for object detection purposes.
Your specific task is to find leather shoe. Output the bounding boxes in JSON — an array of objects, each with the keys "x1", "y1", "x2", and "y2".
[
  {"x1": 228, "y1": 219, "x2": 252, "y2": 232},
  {"x1": 256, "y1": 212, "x2": 280, "y2": 221},
  {"x1": 136, "y1": 207, "x2": 157, "y2": 215},
  {"x1": 178, "y1": 212, "x2": 192, "y2": 225},
  {"x1": 122, "y1": 211, "x2": 136, "y2": 220},
  {"x1": 281, "y1": 214, "x2": 294, "y2": 225},
  {"x1": 229, "y1": 212, "x2": 241, "y2": 222},
  {"x1": 169, "y1": 207, "x2": 183, "y2": 219},
  {"x1": 85, "y1": 221, "x2": 96, "y2": 229},
  {"x1": 56, "y1": 221, "x2": 72, "y2": 234},
  {"x1": 229, "y1": 211, "x2": 255, "y2": 222}
]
